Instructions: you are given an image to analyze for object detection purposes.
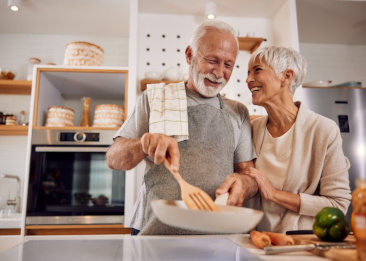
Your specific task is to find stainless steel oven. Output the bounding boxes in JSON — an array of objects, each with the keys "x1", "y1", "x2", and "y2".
[{"x1": 26, "y1": 129, "x2": 125, "y2": 225}]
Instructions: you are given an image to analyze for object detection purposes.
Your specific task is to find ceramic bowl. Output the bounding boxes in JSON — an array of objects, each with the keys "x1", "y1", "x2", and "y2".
[
  {"x1": 144, "y1": 71, "x2": 163, "y2": 80},
  {"x1": 164, "y1": 66, "x2": 181, "y2": 81},
  {"x1": 151, "y1": 199, "x2": 263, "y2": 234},
  {"x1": 303, "y1": 80, "x2": 332, "y2": 87}
]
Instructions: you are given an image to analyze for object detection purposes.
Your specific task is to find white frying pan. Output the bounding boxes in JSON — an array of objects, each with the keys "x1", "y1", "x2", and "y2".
[{"x1": 151, "y1": 193, "x2": 263, "y2": 234}]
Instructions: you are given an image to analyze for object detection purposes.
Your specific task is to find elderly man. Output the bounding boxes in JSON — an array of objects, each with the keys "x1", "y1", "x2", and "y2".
[{"x1": 106, "y1": 20, "x2": 257, "y2": 235}]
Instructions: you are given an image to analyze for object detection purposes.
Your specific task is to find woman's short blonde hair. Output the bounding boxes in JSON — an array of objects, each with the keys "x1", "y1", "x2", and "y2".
[{"x1": 249, "y1": 46, "x2": 307, "y2": 94}]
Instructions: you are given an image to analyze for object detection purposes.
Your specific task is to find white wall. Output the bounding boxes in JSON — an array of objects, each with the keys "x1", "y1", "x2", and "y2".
[
  {"x1": 300, "y1": 43, "x2": 366, "y2": 86},
  {"x1": 0, "y1": 34, "x2": 129, "y2": 80},
  {"x1": 0, "y1": 33, "x2": 128, "y2": 213}
]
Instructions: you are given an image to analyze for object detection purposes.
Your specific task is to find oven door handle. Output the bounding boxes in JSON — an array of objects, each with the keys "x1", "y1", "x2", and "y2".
[{"x1": 35, "y1": 146, "x2": 108, "y2": 152}]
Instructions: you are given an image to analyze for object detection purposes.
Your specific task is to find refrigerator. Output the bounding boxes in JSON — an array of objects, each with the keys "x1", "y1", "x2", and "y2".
[{"x1": 297, "y1": 86, "x2": 366, "y2": 225}]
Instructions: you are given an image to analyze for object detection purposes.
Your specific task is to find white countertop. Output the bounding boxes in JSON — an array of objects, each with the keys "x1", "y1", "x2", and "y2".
[
  {"x1": 0, "y1": 213, "x2": 22, "y2": 229},
  {"x1": 0, "y1": 234, "x2": 330, "y2": 261}
]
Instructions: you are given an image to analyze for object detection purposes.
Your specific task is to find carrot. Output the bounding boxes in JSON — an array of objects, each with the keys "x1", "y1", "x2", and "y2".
[
  {"x1": 262, "y1": 231, "x2": 295, "y2": 246},
  {"x1": 249, "y1": 230, "x2": 272, "y2": 249}
]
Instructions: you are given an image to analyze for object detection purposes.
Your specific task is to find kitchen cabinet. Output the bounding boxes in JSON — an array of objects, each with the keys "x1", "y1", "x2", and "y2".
[
  {"x1": 0, "y1": 80, "x2": 31, "y2": 135},
  {"x1": 0, "y1": 229, "x2": 21, "y2": 236},
  {"x1": 21, "y1": 66, "x2": 129, "y2": 235},
  {"x1": 25, "y1": 224, "x2": 131, "y2": 236},
  {"x1": 31, "y1": 66, "x2": 128, "y2": 129}
]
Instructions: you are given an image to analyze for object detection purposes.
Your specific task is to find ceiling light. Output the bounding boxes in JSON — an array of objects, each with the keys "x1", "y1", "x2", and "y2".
[
  {"x1": 8, "y1": 0, "x2": 22, "y2": 11},
  {"x1": 205, "y1": 2, "x2": 216, "y2": 20}
]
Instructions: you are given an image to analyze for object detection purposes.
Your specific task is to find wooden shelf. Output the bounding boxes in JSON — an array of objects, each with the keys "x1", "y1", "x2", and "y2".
[
  {"x1": 0, "y1": 125, "x2": 28, "y2": 135},
  {"x1": 237, "y1": 37, "x2": 264, "y2": 53},
  {"x1": 0, "y1": 80, "x2": 32, "y2": 95},
  {"x1": 303, "y1": 85, "x2": 366, "y2": 89},
  {"x1": 140, "y1": 79, "x2": 181, "y2": 91}
]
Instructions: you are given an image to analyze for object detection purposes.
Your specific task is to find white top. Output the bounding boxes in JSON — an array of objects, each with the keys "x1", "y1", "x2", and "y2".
[{"x1": 255, "y1": 124, "x2": 294, "y2": 232}]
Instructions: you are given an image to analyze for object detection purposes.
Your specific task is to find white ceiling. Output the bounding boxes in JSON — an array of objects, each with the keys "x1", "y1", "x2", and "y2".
[{"x1": 0, "y1": 0, "x2": 365, "y2": 45}]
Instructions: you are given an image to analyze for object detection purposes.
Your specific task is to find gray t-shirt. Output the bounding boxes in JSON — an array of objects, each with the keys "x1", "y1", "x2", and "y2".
[{"x1": 115, "y1": 86, "x2": 256, "y2": 229}]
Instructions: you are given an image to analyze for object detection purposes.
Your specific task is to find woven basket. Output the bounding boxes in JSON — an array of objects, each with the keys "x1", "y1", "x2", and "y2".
[
  {"x1": 45, "y1": 106, "x2": 74, "y2": 127},
  {"x1": 92, "y1": 104, "x2": 124, "y2": 128},
  {"x1": 63, "y1": 41, "x2": 104, "y2": 66}
]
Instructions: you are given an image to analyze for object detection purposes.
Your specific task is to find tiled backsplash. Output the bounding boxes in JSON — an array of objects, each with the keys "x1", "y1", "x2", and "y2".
[{"x1": 300, "y1": 43, "x2": 366, "y2": 86}]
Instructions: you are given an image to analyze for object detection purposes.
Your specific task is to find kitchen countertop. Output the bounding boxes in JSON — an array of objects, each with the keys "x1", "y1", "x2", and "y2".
[
  {"x1": 0, "y1": 213, "x2": 22, "y2": 229},
  {"x1": 0, "y1": 234, "x2": 330, "y2": 261}
]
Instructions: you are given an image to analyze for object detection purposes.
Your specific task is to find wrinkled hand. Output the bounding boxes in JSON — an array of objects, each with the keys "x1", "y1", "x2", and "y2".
[
  {"x1": 242, "y1": 167, "x2": 277, "y2": 200},
  {"x1": 141, "y1": 133, "x2": 180, "y2": 171},
  {"x1": 216, "y1": 173, "x2": 253, "y2": 207}
]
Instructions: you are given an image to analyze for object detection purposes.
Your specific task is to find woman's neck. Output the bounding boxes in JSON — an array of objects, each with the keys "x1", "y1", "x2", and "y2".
[{"x1": 265, "y1": 99, "x2": 299, "y2": 138}]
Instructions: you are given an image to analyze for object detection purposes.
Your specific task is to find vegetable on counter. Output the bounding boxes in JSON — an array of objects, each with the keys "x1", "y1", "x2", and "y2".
[
  {"x1": 249, "y1": 230, "x2": 294, "y2": 248},
  {"x1": 313, "y1": 207, "x2": 350, "y2": 242},
  {"x1": 250, "y1": 231, "x2": 271, "y2": 249},
  {"x1": 262, "y1": 231, "x2": 295, "y2": 245}
]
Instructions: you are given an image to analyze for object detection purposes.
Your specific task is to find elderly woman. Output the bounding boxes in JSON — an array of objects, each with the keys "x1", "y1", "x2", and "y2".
[{"x1": 244, "y1": 46, "x2": 351, "y2": 233}]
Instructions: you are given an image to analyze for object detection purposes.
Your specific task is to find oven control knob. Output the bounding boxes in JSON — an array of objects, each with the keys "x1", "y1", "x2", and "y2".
[{"x1": 74, "y1": 132, "x2": 86, "y2": 142}]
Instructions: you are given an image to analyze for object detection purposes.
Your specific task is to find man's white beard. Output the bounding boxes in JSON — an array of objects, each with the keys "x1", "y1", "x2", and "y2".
[{"x1": 191, "y1": 59, "x2": 227, "y2": 98}]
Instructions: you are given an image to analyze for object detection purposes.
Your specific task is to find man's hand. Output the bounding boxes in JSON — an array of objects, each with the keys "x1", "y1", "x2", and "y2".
[
  {"x1": 141, "y1": 133, "x2": 181, "y2": 171},
  {"x1": 215, "y1": 161, "x2": 258, "y2": 206}
]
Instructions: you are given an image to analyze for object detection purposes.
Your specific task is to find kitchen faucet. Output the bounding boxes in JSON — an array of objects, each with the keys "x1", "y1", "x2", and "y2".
[{"x1": 1, "y1": 174, "x2": 21, "y2": 213}]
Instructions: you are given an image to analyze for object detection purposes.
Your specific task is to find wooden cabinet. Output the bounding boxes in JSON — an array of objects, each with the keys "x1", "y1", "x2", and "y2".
[
  {"x1": 0, "y1": 228, "x2": 21, "y2": 236},
  {"x1": 0, "y1": 80, "x2": 31, "y2": 135},
  {"x1": 25, "y1": 225, "x2": 131, "y2": 236},
  {"x1": 31, "y1": 66, "x2": 128, "y2": 129}
]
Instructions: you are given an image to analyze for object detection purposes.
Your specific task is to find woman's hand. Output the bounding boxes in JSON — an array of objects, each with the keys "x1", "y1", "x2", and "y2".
[
  {"x1": 243, "y1": 167, "x2": 301, "y2": 213},
  {"x1": 243, "y1": 167, "x2": 277, "y2": 201}
]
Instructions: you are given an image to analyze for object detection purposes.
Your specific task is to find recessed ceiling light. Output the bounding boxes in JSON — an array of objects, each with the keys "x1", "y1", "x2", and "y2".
[
  {"x1": 205, "y1": 2, "x2": 216, "y2": 20},
  {"x1": 8, "y1": 0, "x2": 22, "y2": 12}
]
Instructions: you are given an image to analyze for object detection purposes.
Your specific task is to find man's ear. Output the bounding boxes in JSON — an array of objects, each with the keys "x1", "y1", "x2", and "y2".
[
  {"x1": 281, "y1": 69, "x2": 294, "y2": 87},
  {"x1": 185, "y1": 46, "x2": 193, "y2": 65}
]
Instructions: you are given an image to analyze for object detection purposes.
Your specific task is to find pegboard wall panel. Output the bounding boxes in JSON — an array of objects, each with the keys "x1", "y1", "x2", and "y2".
[
  {"x1": 138, "y1": 14, "x2": 195, "y2": 82},
  {"x1": 138, "y1": 14, "x2": 274, "y2": 115}
]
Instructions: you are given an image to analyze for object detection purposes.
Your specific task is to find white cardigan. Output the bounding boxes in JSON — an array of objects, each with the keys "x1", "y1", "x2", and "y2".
[{"x1": 246, "y1": 102, "x2": 352, "y2": 233}]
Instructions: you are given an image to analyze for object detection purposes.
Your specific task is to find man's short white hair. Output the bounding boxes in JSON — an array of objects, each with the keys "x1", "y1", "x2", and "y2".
[{"x1": 190, "y1": 20, "x2": 239, "y2": 56}]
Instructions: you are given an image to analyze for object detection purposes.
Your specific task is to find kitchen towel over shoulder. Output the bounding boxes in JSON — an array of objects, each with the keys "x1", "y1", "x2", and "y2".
[{"x1": 146, "y1": 82, "x2": 189, "y2": 142}]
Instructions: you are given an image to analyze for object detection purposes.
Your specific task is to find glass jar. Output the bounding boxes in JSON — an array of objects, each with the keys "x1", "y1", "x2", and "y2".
[
  {"x1": 352, "y1": 179, "x2": 366, "y2": 260},
  {"x1": 27, "y1": 57, "x2": 41, "y2": 81}
]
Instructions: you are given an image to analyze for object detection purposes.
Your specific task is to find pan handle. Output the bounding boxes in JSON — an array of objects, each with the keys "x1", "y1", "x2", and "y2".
[{"x1": 264, "y1": 244, "x2": 315, "y2": 255}]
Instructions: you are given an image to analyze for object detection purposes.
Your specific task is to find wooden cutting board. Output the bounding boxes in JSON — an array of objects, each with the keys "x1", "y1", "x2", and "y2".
[{"x1": 290, "y1": 234, "x2": 357, "y2": 261}]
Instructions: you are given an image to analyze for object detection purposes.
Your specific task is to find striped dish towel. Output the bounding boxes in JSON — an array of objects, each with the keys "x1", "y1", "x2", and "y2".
[{"x1": 146, "y1": 82, "x2": 189, "y2": 142}]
